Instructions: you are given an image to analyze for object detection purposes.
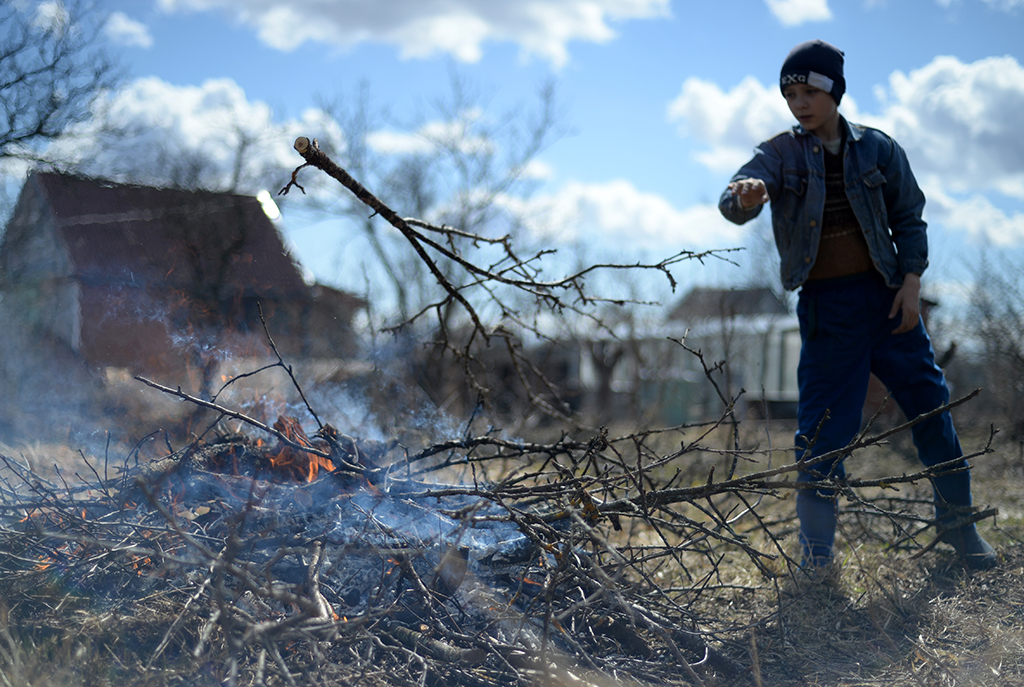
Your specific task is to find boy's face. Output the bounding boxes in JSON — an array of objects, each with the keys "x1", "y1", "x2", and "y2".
[{"x1": 783, "y1": 83, "x2": 839, "y2": 139}]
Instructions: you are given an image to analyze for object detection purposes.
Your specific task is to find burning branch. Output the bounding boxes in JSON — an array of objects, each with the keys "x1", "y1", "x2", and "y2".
[{"x1": 133, "y1": 376, "x2": 332, "y2": 462}]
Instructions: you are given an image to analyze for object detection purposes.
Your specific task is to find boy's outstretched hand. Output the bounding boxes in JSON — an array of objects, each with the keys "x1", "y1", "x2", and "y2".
[
  {"x1": 890, "y1": 273, "x2": 921, "y2": 334},
  {"x1": 728, "y1": 178, "x2": 769, "y2": 209}
]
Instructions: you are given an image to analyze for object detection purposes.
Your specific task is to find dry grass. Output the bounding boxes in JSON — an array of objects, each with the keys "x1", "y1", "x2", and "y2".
[
  {"x1": 0, "y1": 440, "x2": 107, "y2": 486},
  {"x1": 694, "y1": 538, "x2": 1024, "y2": 686}
]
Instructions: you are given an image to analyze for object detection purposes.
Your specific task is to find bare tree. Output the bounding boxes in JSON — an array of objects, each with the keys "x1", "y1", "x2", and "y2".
[
  {"x1": 968, "y1": 251, "x2": 1024, "y2": 438},
  {"x1": 0, "y1": 0, "x2": 118, "y2": 162}
]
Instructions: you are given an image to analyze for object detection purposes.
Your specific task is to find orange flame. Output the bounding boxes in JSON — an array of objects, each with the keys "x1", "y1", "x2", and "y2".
[
  {"x1": 130, "y1": 554, "x2": 152, "y2": 573},
  {"x1": 265, "y1": 416, "x2": 335, "y2": 482}
]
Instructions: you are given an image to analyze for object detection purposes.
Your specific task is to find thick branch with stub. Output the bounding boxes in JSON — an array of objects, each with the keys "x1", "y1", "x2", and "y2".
[
  {"x1": 280, "y1": 136, "x2": 728, "y2": 342},
  {"x1": 283, "y1": 136, "x2": 488, "y2": 334}
]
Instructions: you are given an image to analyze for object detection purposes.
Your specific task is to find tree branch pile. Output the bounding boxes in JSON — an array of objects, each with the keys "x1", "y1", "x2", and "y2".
[{"x1": 0, "y1": 376, "x2": 996, "y2": 686}]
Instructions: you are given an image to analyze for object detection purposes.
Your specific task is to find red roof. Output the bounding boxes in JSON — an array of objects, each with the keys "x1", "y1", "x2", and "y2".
[{"x1": 36, "y1": 172, "x2": 309, "y2": 298}]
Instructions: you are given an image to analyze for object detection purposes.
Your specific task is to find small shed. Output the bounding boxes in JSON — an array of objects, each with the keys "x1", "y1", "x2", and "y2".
[{"x1": 660, "y1": 286, "x2": 800, "y2": 421}]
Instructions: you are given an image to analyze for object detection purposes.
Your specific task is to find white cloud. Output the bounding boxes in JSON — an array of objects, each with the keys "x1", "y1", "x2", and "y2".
[
  {"x1": 155, "y1": 0, "x2": 671, "y2": 67},
  {"x1": 367, "y1": 109, "x2": 496, "y2": 157},
  {"x1": 933, "y1": 0, "x2": 1024, "y2": 9},
  {"x1": 871, "y1": 55, "x2": 1024, "y2": 200},
  {"x1": 666, "y1": 76, "x2": 795, "y2": 172},
  {"x1": 764, "y1": 0, "x2": 832, "y2": 25},
  {"x1": 922, "y1": 178, "x2": 1024, "y2": 245},
  {"x1": 505, "y1": 179, "x2": 746, "y2": 249},
  {"x1": 33, "y1": 1, "x2": 70, "y2": 36},
  {"x1": 105, "y1": 11, "x2": 154, "y2": 49},
  {"x1": 520, "y1": 159, "x2": 554, "y2": 181},
  {"x1": 978, "y1": 0, "x2": 1024, "y2": 9},
  {"x1": 365, "y1": 130, "x2": 433, "y2": 156},
  {"x1": 45, "y1": 77, "x2": 339, "y2": 194}
]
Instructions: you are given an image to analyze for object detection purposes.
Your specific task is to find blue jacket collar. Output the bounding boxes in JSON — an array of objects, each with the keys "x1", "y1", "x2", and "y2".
[{"x1": 792, "y1": 115, "x2": 864, "y2": 143}]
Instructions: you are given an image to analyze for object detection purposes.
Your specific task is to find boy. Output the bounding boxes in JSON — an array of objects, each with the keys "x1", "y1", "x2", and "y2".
[{"x1": 719, "y1": 39, "x2": 996, "y2": 570}]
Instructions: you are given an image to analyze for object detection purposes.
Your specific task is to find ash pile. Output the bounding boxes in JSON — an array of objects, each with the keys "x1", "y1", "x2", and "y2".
[{"x1": 0, "y1": 416, "x2": 746, "y2": 687}]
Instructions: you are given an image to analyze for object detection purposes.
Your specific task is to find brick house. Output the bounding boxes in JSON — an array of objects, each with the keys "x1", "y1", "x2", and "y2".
[{"x1": 0, "y1": 171, "x2": 365, "y2": 440}]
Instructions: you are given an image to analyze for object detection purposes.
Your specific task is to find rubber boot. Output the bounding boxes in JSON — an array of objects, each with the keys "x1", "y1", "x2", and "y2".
[
  {"x1": 797, "y1": 489, "x2": 838, "y2": 568},
  {"x1": 936, "y1": 507, "x2": 997, "y2": 570}
]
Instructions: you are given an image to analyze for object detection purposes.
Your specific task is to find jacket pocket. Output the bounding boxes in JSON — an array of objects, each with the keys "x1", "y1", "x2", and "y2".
[
  {"x1": 781, "y1": 172, "x2": 808, "y2": 224},
  {"x1": 783, "y1": 173, "x2": 807, "y2": 196},
  {"x1": 861, "y1": 167, "x2": 889, "y2": 226}
]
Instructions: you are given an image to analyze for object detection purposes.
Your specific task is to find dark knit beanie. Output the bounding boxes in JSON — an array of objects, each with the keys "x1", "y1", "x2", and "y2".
[{"x1": 779, "y1": 40, "x2": 845, "y2": 105}]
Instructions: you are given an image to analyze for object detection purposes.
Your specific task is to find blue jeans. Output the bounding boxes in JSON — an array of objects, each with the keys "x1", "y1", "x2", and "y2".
[{"x1": 794, "y1": 271, "x2": 971, "y2": 563}]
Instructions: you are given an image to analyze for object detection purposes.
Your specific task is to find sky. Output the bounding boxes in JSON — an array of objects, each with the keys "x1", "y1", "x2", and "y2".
[{"x1": 10, "y1": 0, "x2": 1024, "y2": 311}]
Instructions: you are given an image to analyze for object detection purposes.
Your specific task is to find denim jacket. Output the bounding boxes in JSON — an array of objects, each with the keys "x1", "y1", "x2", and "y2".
[{"x1": 719, "y1": 116, "x2": 928, "y2": 291}]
